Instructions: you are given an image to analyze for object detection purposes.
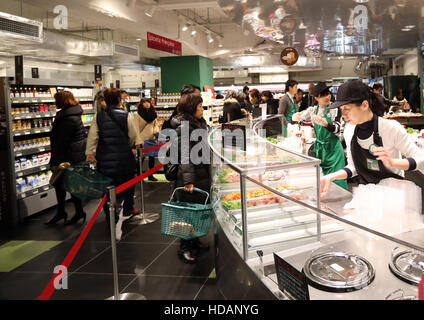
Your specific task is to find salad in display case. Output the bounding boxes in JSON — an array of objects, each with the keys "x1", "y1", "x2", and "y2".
[{"x1": 209, "y1": 116, "x2": 424, "y2": 300}]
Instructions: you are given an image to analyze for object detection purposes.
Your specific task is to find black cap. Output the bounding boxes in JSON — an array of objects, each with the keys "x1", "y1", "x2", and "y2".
[
  {"x1": 312, "y1": 82, "x2": 332, "y2": 97},
  {"x1": 327, "y1": 80, "x2": 370, "y2": 109}
]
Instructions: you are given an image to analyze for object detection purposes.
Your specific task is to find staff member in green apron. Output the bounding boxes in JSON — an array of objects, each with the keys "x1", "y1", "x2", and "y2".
[
  {"x1": 278, "y1": 80, "x2": 299, "y2": 137},
  {"x1": 320, "y1": 80, "x2": 424, "y2": 199},
  {"x1": 292, "y1": 82, "x2": 347, "y2": 189}
]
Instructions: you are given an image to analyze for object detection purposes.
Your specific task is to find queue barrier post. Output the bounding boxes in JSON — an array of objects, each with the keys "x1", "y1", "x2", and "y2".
[
  {"x1": 129, "y1": 149, "x2": 159, "y2": 225},
  {"x1": 106, "y1": 185, "x2": 146, "y2": 301}
]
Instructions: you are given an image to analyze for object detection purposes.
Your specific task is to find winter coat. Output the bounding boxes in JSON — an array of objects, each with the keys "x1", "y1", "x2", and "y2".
[
  {"x1": 96, "y1": 105, "x2": 136, "y2": 179},
  {"x1": 173, "y1": 113, "x2": 211, "y2": 204},
  {"x1": 220, "y1": 98, "x2": 244, "y2": 123},
  {"x1": 266, "y1": 99, "x2": 279, "y2": 115},
  {"x1": 50, "y1": 104, "x2": 87, "y2": 167},
  {"x1": 133, "y1": 113, "x2": 160, "y2": 147}
]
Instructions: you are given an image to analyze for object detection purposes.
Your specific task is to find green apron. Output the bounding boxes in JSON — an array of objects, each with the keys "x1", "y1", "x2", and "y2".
[
  {"x1": 313, "y1": 106, "x2": 348, "y2": 189},
  {"x1": 283, "y1": 93, "x2": 298, "y2": 137}
]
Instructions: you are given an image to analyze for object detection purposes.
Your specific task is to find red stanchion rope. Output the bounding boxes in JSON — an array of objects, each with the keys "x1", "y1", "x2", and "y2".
[
  {"x1": 38, "y1": 162, "x2": 164, "y2": 300},
  {"x1": 141, "y1": 141, "x2": 171, "y2": 155}
]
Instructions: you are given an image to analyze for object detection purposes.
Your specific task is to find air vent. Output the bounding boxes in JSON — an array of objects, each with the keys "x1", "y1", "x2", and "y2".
[
  {"x1": 114, "y1": 42, "x2": 139, "y2": 58},
  {"x1": 0, "y1": 11, "x2": 43, "y2": 42}
]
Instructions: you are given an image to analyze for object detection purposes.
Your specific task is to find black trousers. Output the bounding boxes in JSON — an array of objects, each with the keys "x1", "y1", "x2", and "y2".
[{"x1": 102, "y1": 170, "x2": 136, "y2": 217}]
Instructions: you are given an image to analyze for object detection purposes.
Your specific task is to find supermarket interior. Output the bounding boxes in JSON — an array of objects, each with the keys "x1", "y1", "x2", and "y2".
[{"x1": 1, "y1": 0, "x2": 424, "y2": 302}]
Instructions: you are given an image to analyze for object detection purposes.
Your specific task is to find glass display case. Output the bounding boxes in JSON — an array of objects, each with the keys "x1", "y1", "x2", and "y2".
[{"x1": 209, "y1": 116, "x2": 424, "y2": 300}]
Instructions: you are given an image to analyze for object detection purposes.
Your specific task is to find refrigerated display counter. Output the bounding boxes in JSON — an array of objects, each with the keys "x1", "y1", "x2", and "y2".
[{"x1": 208, "y1": 115, "x2": 424, "y2": 300}]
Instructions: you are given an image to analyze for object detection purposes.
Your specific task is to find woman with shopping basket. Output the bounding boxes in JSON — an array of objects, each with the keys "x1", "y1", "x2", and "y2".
[{"x1": 167, "y1": 93, "x2": 212, "y2": 264}]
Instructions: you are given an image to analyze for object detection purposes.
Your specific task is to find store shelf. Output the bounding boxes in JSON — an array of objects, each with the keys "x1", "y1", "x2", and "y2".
[
  {"x1": 17, "y1": 184, "x2": 53, "y2": 200},
  {"x1": 11, "y1": 97, "x2": 93, "y2": 104},
  {"x1": 16, "y1": 163, "x2": 50, "y2": 177},
  {"x1": 15, "y1": 145, "x2": 51, "y2": 157},
  {"x1": 13, "y1": 126, "x2": 52, "y2": 136},
  {"x1": 12, "y1": 111, "x2": 56, "y2": 120}
]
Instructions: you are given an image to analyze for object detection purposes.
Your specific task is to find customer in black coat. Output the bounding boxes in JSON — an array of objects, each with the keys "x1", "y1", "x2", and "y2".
[
  {"x1": 46, "y1": 91, "x2": 87, "y2": 225},
  {"x1": 220, "y1": 91, "x2": 244, "y2": 123},
  {"x1": 171, "y1": 93, "x2": 211, "y2": 264}
]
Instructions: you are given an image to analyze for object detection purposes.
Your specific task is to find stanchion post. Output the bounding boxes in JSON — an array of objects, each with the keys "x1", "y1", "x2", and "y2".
[
  {"x1": 107, "y1": 186, "x2": 120, "y2": 300},
  {"x1": 129, "y1": 148, "x2": 159, "y2": 225}
]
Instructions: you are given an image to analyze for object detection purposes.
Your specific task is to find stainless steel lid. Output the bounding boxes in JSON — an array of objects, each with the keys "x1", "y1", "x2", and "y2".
[
  {"x1": 389, "y1": 247, "x2": 424, "y2": 285},
  {"x1": 303, "y1": 251, "x2": 375, "y2": 292},
  {"x1": 385, "y1": 289, "x2": 417, "y2": 300}
]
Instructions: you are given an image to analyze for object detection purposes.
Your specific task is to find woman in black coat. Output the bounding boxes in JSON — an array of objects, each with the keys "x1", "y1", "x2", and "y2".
[
  {"x1": 171, "y1": 93, "x2": 211, "y2": 264},
  {"x1": 219, "y1": 91, "x2": 244, "y2": 123},
  {"x1": 46, "y1": 91, "x2": 87, "y2": 225}
]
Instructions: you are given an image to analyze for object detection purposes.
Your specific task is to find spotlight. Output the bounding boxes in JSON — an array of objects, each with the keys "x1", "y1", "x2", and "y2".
[
  {"x1": 191, "y1": 29, "x2": 197, "y2": 36},
  {"x1": 145, "y1": 6, "x2": 156, "y2": 17},
  {"x1": 207, "y1": 33, "x2": 214, "y2": 43},
  {"x1": 182, "y1": 24, "x2": 188, "y2": 32}
]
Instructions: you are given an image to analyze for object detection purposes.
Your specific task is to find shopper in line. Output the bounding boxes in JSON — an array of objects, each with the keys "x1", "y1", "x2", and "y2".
[
  {"x1": 320, "y1": 80, "x2": 424, "y2": 198},
  {"x1": 94, "y1": 90, "x2": 107, "y2": 111},
  {"x1": 46, "y1": 91, "x2": 87, "y2": 225},
  {"x1": 171, "y1": 93, "x2": 211, "y2": 264},
  {"x1": 261, "y1": 90, "x2": 279, "y2": 115},
  {"x1": 249, "y1": 88, "x2": 261, "y2": 110},
  {"x1": 134, "y1": 98, "x2": 160, "y2": 181},
  {"x1": 220, "y1": 91, "x2": 244, "y2": 123},
  {"x1": 242, "y1": 85, "x2": 250, "y2": 98},
  {"x1": 162, "y1": 84, "x2": 201, "y2": 130},
  {"x1": 86, "y1": 88, "x2": 139, "y2": 222},
  {"x1": 278, "y1": 79, "x2": 299, "y2": 123},
  {"x1": 120, "y1": 90, "x2": 130, "y2": 112},
  {"x1": 295, "y1": 88, "x2": 304, "y2": 106},
  {"x1": 292, "y1": 82, "x2": 347, "y2": 189}
]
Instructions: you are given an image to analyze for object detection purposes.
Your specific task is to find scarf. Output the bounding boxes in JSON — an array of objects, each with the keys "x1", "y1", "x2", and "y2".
[{"x1": 138, "y1": 105, "x2": 157, "y2": 123}]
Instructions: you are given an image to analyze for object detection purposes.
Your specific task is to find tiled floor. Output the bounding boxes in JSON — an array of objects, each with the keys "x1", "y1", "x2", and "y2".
[{"x1": 0, "y1": 181, "x2": 225, "y2": 300}]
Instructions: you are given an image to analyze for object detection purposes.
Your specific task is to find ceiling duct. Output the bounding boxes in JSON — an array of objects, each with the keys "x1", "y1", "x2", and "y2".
[
  {"x1": 113, "y1": 42, "x2": 139, "y2": 58},
  {"x1": 0, "y1": 11, "x2": 43, "y2": 42}
]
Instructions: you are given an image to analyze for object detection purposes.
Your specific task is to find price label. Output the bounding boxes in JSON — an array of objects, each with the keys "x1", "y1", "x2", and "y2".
[
  {"x1": 17, "y1": 172, "x2": 23, "y2": 177},
  {"x1": 23, "y1": 99, "x2": 29, "y2": 103},
  {"x1": 40, "y1": 166, "x2": 46, "y2": 171},
  {"x1": 34, "y1": 130, "x2": 41, "y2": 134},
  {"x1": 16, "y1": 152, "x2": 22, "y2": 157},
  {"x1": 15, "y1": 116, "x2": 21, "y2": 120},
  {"x1": 32, "y1": 189, "x2": 39, "y2": 195},
  {"x1": 39, "y1": 148, "x2": 45, "y2": 152}
]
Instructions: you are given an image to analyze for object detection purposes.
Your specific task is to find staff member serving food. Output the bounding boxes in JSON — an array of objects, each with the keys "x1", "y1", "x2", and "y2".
[
  {"x1": 292, "y1": 82, "x2": 347, "y2": 189},
  {"x1": 320, "y1": 80, "x2": 424, "y2": 199}
]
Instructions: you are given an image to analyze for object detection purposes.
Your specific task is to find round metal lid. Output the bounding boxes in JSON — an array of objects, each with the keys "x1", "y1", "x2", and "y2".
[
  {"x1": 303, "y1": 251, "x2": 375, "y2": 292},
  {"x1": 389, "y1": 249, "x2": 424, "y2": 285}
]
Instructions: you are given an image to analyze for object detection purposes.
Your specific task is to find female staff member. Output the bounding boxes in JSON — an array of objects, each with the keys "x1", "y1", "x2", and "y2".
[
  {"x1": 292, "y1": 82, "x2": 347, "y2": 189},
  {"x1": 320, "y1": 80, "x2": 424, "y2": 199}
]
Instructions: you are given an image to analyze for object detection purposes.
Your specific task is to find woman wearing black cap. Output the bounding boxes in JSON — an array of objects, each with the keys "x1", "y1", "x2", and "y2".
[
  {"x1": 292, "y1": 82, "x2": 347, "y2": 189},
  {"x1": 320, "y1": 80, "x2": 424, "y2": 199}
]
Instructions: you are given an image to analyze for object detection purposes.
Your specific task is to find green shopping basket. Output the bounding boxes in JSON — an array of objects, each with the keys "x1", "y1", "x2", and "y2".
[
  {"x1": 161, "y1": 187, "x2": 213, "y2": 240},
  {"x1": 63, "y1": 163, "x2": 113, "y2": 201}
]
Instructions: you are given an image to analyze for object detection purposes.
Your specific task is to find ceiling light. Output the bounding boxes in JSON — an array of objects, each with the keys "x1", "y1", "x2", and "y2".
[
  {"x1": 404, "y1": 25, "x2": 416, "y2": 29},
  {"x1": 67, "y1": 63, "x2": 72, "y2": 67},
  {"x1": 136, "y1": 38, "x2": 141, "y2": 41},
  {"x1": 145, "y1": 6, "x2": 156, "y2": 17},
  {"x1": 401, "y1": 28, "x2": 411, "y2": 32},
  {"x1": 354, "y1": 0, "x2": 369, "y2": 2},
  {"x1": 191, "y1": 29, "x2": 197, "y2": 36},
  {"x1": 207, "y1": 33, "x2": 214, "y2": 43},
  {"x1": 182, "y1": 24, "x2": 188, "y2": 32},
  {"x1": 218, "y1": 39, "x2": 223, "y2": 48}
]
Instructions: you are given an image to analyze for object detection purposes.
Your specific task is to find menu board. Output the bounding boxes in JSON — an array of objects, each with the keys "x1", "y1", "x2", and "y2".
[
  {"x1": 221, "y1": 123, "x2": 246, "y2": 151},
  {"x1": 274, "y1": 253, "x2": 310, "y2": 300}
]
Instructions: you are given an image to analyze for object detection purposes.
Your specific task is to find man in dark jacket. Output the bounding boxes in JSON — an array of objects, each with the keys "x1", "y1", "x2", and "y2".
[{"x1": 86, "y1": 88, "x2": 139, "y2": 222}]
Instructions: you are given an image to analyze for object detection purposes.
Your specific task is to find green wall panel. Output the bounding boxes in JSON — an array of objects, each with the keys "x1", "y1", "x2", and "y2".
[{"x1": 160, "y1": 55, "x2": 213, "y2": 93}]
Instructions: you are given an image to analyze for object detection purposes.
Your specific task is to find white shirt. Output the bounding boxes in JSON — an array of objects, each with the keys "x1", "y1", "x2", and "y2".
[{"x1": 343, "y1": 117, "x2": 424, "y2": 178}]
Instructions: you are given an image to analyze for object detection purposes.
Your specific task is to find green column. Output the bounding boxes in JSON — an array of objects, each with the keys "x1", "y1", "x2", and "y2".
[{"x1": 160, "y1": 55, "x2": 213, "y2": 93}]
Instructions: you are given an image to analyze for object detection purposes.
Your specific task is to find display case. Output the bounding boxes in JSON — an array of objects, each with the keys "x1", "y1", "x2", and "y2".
[
  {"x1": 209, "y1": 115, "x2": 424, "y2": 300},
  {"x1": 0, "y1": 78, "x2": 95, "y2": 231}
]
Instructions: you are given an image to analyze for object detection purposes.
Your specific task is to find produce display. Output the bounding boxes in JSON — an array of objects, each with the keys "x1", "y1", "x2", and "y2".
[
  {"x1": 216, "y1": 168, "x2": 287, "y2": 184},
  {"x1": 406, "y1": 127, "x2": 420, "y2": 135},
  {"x1": 266, "y1": 137, "x2": 279, "y2": 144}
]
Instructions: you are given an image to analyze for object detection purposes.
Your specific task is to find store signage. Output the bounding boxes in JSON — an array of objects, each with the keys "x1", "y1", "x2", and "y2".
[
  {"x1": 15, "y1": 56, "x2": 24, "y2": 86},
  {"x1": 94, "y1": 65, "x2": 102, "y2": 81},
  {"x1": 31, "y1": 68, "x2": 39, "y2": 79},
  {"x1": 274, "y1": 253, "x2": 310, "y2": 300},
  {"x1": 147, "y1": 32, "x2": 182, "y2": 56},
  {"x1": 203, "y1": 86, "x2": 216, "y2": 99},
  {"x1": 115, "y1": 80, "x2": 120, "y2": 89},
  {"x1": 142, "y1": 82, "x2": 146, "y2": 89},
  {"x1": 419, "y1": 274, "x2": 424, "y2": 300},
  {"x1": 155, "y1": 79, "x2": 160, "y2": 88},
  {"x1": 222, "y1": 123, "x2": 246, "y2": 151},
  {"x1": 280, "y1": 47, "x2": 299, "y2": 66}
]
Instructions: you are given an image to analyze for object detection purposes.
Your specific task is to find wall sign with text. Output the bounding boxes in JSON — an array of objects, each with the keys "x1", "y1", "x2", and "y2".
[{"x1": 147, "y1": 32, "x2": 182, "y2": 56}]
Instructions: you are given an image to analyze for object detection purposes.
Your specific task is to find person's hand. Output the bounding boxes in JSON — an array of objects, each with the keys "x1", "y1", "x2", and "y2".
[
  {"x1": 292, "y1": 112, "x2": 301, "y2": 122},
  {"x1": 86, "y1": 154, "x2": 97, "y2": 164},
  {"x1": 312, "y1": 115, "x2": 328, "y2": 127},
  {"x1": 373, "y1": 147, "x2": 394, "y2": 168},
  {"x1": 320, "y1": 176, "x2": 332, "y2": 199},
  {"x1": 184, "y1": 184, "x2": 194, "y2": 193}
]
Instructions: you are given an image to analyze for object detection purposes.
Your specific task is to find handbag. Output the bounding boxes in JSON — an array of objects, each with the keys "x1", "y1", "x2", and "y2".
[
  {"x1": 164, "y1": 163, "x2": 178, "y2": 181},
  {"x1": 49, "y1": 162, "x2": 71, "y2": 187}
]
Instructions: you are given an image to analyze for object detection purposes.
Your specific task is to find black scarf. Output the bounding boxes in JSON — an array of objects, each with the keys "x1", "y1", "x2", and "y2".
[{"x1": 138, "y1": 105, "x2": 157, "y2": 123}]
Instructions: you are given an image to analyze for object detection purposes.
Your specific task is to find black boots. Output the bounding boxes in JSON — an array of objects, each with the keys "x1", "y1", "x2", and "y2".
[
  {"x1": 178, "y1": 240, "x2": 197, "y2": 264},
  {"x1": 65, "y1": 211, "x2": 87, "y2": 225},
  {"x1": 45, "y1": 211, "x2": 68, "y2": 225},
  {"x1": 178, "y1": 238, "x2": 209, "y2": 264},
  {"x1": 148, "y1": 175, "x2": 158, "y2": 182}
]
